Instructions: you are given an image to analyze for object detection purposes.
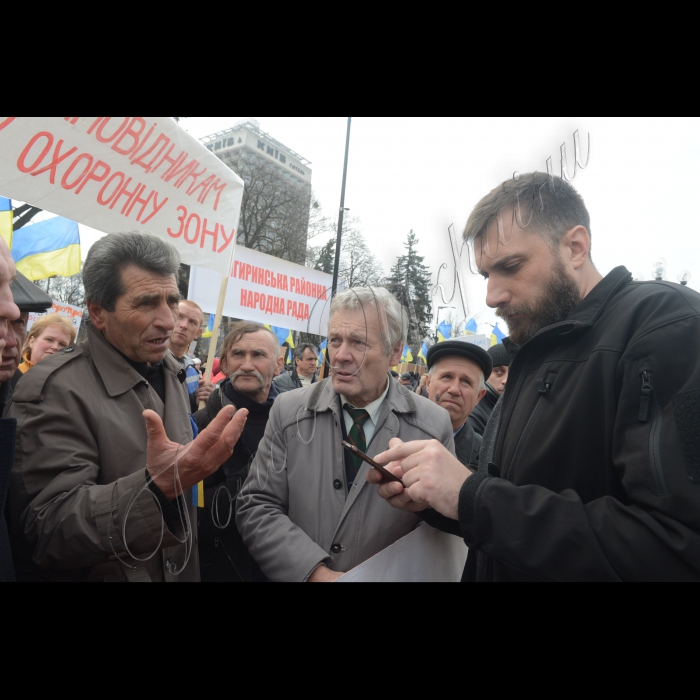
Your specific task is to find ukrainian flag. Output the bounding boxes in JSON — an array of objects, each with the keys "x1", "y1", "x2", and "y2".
[
  {"x1": 271, "y1": 327, "x2": 295, "y2": 349},
  {"x1": 0, "y1": 197, "x2": 12, "y2": 250},
  {"x1": 10, "y1": 216, "x2": 81, "y2": 281},
  {"x1": 317, "y1": 339, "x2": 328, "y2": 368},
  {"x1": 465, "y1": 318, "x2": 478, "y2": 335},
  {"x1": 438, "y1": 321, "x2": 452, "y2": 343},
  {"x1": 402, "y1": 346, "x2": 414, "y2": 363},
  {"x1": 418, "y1": 342, "x2": 429, "y2": 364},
  {"x1": 491, "y1": 323, "x2": 506, "y2": 346},
  {"x1": 202, "y1": 314, "x2": 215, "y2": 339}
]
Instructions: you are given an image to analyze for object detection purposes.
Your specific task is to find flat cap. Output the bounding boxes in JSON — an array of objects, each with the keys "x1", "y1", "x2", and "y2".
[
  {"x1": 10, "y1": 272, "x2": 53, "y2": 313},
  {"x1": 427, "y1": 339, "x2": 493, "y2": 379}
]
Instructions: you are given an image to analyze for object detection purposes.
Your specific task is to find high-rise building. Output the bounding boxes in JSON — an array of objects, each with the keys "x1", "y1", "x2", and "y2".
[{"x1": 201, "y1": 119, "x2": 313, "y2": 265}]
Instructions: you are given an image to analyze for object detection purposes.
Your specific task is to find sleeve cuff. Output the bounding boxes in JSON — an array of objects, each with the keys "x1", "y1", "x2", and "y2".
[
  {"x1": 458, "y1": 472, "x2": 493, "y2": 538},
  {"x1": 420, "y1": 509, "x2": 463, "y2": 537},
  {"x1": 147, "y1": 472, "x2": 187, "y2": 537}
]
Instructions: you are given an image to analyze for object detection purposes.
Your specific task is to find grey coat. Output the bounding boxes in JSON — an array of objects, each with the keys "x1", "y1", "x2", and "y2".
[
  {"x1": 236, "y1": 376, "x2": 455, "y2": 582},
  {"x1": 7, "y1": 327, "x2": 199, "y2": 583}
]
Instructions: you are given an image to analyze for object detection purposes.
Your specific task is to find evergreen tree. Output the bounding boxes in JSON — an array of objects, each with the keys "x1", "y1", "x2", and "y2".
[
  {"x1": 387, "y1": 231, "x2": 433, "y2": 350},
  {"x1": 314, "y1": 239, "x2": 336, "y2": 275}
]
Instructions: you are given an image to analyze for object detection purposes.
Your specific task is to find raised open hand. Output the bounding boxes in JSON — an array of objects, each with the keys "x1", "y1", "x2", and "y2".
[{"x1": 145, "y1": 407, "x2": 249, "y2": 501}]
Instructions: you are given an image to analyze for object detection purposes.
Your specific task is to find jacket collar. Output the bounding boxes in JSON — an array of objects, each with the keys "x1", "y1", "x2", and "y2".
[
  {"x1": 504, "y1": 266, "x2": 634, "y2": 353},
  {"x1": 312, "y1": 373, "x2": 418, "y2": 416},
  {"x1": 88, "y1": 326, "x2": 182, "y2": 398}
]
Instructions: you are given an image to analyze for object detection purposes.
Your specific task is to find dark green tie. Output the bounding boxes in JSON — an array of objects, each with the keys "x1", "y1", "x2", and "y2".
[{"x1": 344, "y1": 405, "x2": 371, "y2": 474}]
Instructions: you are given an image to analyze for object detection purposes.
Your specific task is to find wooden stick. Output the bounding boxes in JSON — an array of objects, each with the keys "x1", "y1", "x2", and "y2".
[{"x1": 199, "y1": 275, "x2": 228, "y2": 410}]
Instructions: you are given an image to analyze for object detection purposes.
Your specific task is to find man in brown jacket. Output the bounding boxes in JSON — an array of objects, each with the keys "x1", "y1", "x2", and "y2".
[{"x1": 7, "y1": 233, "x2": 247, "y2": 582}]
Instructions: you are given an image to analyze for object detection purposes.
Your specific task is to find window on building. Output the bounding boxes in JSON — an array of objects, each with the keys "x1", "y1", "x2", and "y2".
[
  {"x1": 258, "y1": 141, "x2": 265, "y2": 150},
  {"x1": 215, "y1": 141, "x2": 222, "y2": 150},
  {"x1": 280, "y1": 154, "x2": 286, "y2": 164},
  {"x1": 227, "y1": 138, "x2": 234, "y2": 147}
]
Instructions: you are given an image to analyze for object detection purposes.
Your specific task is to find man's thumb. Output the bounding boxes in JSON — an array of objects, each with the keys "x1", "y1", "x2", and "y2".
[{"x1": 143, "y1": 410, "x2": 166, "y2": 439}]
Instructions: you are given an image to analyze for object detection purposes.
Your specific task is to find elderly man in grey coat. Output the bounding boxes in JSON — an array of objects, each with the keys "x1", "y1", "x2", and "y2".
[{"x1": 236, "y1": 287, "x2": 455, "y2": 582}]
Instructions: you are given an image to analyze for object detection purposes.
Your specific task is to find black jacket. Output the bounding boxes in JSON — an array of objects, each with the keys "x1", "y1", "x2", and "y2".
[
  {"x1": 0, "y1": 419, "x2": 16, "y2": 583},
  {"x1": 455, "y1": 423, "x2": 482, "y2": 469},
  {"x1": 468, "y1": 384, "x2": 500, "y2": 437},
  {"x1": 273, "y1": 368, "x2": 318, "y2": 393},
  {"x1": 193, "y1": 381, "x2": 279, "y2": 582},
  {"x1": 436, "y1": 267, "x2": 700, "y2": 582}
]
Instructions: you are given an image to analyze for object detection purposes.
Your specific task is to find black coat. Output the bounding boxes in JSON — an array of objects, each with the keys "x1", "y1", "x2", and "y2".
[
  {"x1": 454, "y1": 423, "x2": 482, "y2": 469},
  {"x1": 434, "y1": 267, "x2": 700, "y2": 582},
  {"x1": 468, "y1": 384, "x2": 500, "y2": 437},
  {"x1": 0, "y1": 419, "x2": 16, "y2": 583},
  {"x1": 193, "y1": 381, "x2": 279, "y2": 582}
]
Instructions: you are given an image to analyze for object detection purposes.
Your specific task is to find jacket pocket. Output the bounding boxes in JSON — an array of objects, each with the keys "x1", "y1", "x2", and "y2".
[
  {"x1": 639, "y1": 370, "x2": 669, "y2": 497},
  {"x1": 509, "y1": 375, "x2": 553, "y2": 472}
]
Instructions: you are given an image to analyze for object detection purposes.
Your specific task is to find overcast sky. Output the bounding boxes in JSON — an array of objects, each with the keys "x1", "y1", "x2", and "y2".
[{"x1": 78, "y1": 117, "x2": 700, "y2": 335}]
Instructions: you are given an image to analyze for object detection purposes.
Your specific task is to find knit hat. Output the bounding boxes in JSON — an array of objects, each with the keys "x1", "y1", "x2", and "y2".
[{"x1": 488, "y1": 343, "x2": 510, "y2": 369}]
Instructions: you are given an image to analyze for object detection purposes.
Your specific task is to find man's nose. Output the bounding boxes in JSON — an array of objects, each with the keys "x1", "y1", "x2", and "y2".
[
  {"x1": 334, "y1": 342, "x2": 354, "y2": 364},
  {"x1": 486, "y1": 278, "x2": 511, "y2": 309},
  {"x1": 154, "y1": 303, "x2": 176, "y2": 330},
  {"x1": 446, "y1": 379, "x2": 461, "y2": 395}
]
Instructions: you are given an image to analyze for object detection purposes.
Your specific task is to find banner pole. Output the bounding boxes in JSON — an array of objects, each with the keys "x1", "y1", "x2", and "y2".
[{"x1": 199, "y1": 274, "x2": 228, "y2": 410}]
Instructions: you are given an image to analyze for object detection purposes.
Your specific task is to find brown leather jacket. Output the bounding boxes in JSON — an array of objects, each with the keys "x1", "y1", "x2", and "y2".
[{"x1": 7, "y1": 327, "x2": 200, "y2": 582}]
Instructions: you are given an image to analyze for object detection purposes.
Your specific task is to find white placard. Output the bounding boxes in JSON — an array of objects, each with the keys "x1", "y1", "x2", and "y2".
[
  {"x1": 27, "y1": 300, "x2": 83, "y2": 334},
  {"x1": 464, "y1": 334, "x2": 492, "y2": 352},
  {"x1": 188, "y1": 246, "x2": 341, "y2": 336},
  {"x1": 0, "y1": 117, "x2": 244, "y2": 276},
  {"x1": 336, "y1": 525, "x2": 469, "y2": 583}
]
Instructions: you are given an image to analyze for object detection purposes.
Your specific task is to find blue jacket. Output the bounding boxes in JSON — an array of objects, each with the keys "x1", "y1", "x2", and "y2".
[{"x1": 0, "y1": 418, "x2": 16, "y2": 583}]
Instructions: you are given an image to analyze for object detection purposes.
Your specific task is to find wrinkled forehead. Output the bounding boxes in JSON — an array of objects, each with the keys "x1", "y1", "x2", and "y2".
[
  {"x1": 229, "y1": 331, "x2": 278, "y2": 354},
  {"x1": 178, "y1": 302, "x2": 203, "y2": 324},
  {"x1": 330, "y1": 307, "x2": 384, "y2": 341},
  {"x1": 474, "y1": 209, "x2": 544, "y2": 272}
]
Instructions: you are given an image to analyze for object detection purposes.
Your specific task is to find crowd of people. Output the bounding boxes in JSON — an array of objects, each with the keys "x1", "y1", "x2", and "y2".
[{"x1": 1, "y1": 171, "x2": 699, "y2": 583}]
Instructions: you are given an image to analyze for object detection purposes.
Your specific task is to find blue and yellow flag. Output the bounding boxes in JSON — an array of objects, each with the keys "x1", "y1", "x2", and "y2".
[
  {"x1": 418, "y1": 342, "x2": 429, "y2": 364},
  {"x1": 0, "y1": 197, "x2": 13, "y2": 250},
  {"x1": 192, "y1": 481, "x2": 205, "y2": 509},
  {"x1": 491, "y1": 323, "x2": 506, "y2": 347},
  {"x1": 10, "y1": 216, "x2": 81, "y2": 281},
  {"x1": 317, "y1": 339, "x2": 328, "y2": 367},
  {"x1": 271, "y1": 326, "x2": 295, "y2": 349},
  {"x1": 402, "y1": 346, "x2": 414, "y2": 363},
  {"x1": 438, "y1": 321, "x2": 452, "y2": 343},
  {"x1": 465, "y1": 318, "x2": 478, "y2": 335},
  {"x1": 202, "y1": 314, "x2": 215, "y2": 339}
]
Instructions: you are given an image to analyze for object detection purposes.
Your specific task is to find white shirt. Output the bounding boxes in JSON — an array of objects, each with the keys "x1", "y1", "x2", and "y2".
[
  {"x1": 299, "y1": 373, "x2": 314, "y2": 388},
  {"x1": 340, "y1": 379, "x2": 391, "y2": 448}
]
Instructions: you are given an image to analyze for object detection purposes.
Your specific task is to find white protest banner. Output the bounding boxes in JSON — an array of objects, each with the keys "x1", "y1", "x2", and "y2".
[
  {"x1": 464, "y1": 334, "x2": 492, "y2": 352},
  {"x1": 0, "y1": 117, "x2": 244, "y2": 276},
  {"x1": 336, "y1": 525, "x2": 469, "y2": 583},
  {"x1": 27, "y1": 300, "x2": 84, "y2": 334},
  {"x1": 188, "y1": 246, "x2": 341, "y2": 336}
]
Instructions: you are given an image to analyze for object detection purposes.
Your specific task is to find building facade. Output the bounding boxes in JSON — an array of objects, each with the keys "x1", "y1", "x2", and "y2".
[{"x1": 202, "y1": 120, "x2": 313, "y2": 265}]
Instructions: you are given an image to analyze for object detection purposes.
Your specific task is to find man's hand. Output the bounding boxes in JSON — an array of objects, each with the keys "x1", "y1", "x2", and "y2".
[
  {"x1": 308, "y1": 565, "x2": 344, "y2": 583},
  {"x1": 196, "y1": 379, "x2": 215, "y2": 406},
  {"x1": 144, "y1": 406, "x2": 248, "y2": 501},
  {"x1": 370, "y1": 439, "x2": 471, "y2": 521}
]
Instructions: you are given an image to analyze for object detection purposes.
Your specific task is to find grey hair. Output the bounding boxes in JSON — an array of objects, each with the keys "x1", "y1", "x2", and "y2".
[
  {"x1": 429, "y1": 361, "x2": 486, "y2": 392},
  {"x1": 295, "y1": 344, "x2": 318, "y2": 361},
  {"x1": 330, "y1": 287, "x2": 408, "y2": 356},
  {"x1": 83, "y1": 232, "x2": 181, "y2": 312},
  {"x1": 463, "y1": 173, "x2": 592, "y2": 257}
]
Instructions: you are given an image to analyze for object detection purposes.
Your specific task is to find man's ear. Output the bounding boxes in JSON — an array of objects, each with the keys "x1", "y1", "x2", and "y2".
[
  {"x1": 389, "y1": 343, "x2": 403, "y2": 368},
  {"x1": 562, "y1": 225, "x2": 591, "y2": 270},
  {"x1": 87, "y1": 300, "x2": 107, "y2": 331},
  {"x1": 276, "y1": 355, "x2": 284, "y2": 377},
  {"x1": 425, "y1": 373, "x2": 432, "y2": 393},
  {"x1": 196, "y1": 328, "x2": 203, "y2": 339},
  {"x1": 477, "y1": 387, "x2": 487, "y2": 404}
]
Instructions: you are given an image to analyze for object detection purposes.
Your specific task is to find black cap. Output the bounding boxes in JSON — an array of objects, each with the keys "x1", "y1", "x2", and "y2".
[
  {"x1": 427, "y1": 339, "x2": 493, "y2": 379},
  {"x1": 400, "y1": 372, "x2": 413, "y2": 381},
  {"x1": 488, "y1": 343, "x2": 510, "y2": 369},
  {"x1": 11, "y1": 272, "x2": 53, "y2": 313}
]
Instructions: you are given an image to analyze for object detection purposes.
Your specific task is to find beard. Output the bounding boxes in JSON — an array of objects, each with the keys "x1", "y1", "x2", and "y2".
[{"x1": 497, "y1": 257, "x2": 582, "y2": 347}]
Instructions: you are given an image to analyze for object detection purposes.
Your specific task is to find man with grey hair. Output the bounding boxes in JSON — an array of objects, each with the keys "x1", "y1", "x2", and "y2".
[
  {"x1": 6, "y1": 232, "x2": 247, "y2": 582},
  {"x1": 371, "y1": 173, "x2": 700, "y2": 582},
  {"x1": 236, "y1": 286, "x2": 455, "y2": 582},
  {"x1": 274, "y1": 343, "x2": 319, "y2": 393}
]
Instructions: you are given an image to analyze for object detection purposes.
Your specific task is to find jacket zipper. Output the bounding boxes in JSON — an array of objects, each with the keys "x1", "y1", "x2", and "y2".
[
  {"x1": 639, "y1": 371, "x2": 669, "y2": 497},
  {"x1": 508, "y1": 379, "x2": 552, "y2": 474}
]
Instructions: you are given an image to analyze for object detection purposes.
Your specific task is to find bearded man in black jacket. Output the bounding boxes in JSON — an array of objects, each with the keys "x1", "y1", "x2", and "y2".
[
  {"x1": 370, "y1": 173, "x2": 700, "y2": 582},
  {"x1": 194, "y1": 322, "x2": 283, "y2": 582}
]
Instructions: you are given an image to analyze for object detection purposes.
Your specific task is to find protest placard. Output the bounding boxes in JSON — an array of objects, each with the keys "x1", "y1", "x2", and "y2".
[
  {"x1": 0, "y1": 117, "x2": 244, "y2": 276},
  {"x1": 188, "y1": 246, "x2": 341, "y2": 336},
  {"x1": 28, "y1": 300, "x2": 84, "y2": 334}
]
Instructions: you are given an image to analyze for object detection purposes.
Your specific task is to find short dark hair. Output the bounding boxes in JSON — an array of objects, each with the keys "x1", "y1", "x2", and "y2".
[
  {"x1": 295, "y1": 344, "x2": 318, "y2": 362},
  {"x1": 219, "y1": 321, "x2": 279, "y2": 375},
  {"x1": 464, "y1": 173, "x2": 592, "y2": 257},
  {"x1": 83, "y1": 232, "x2": 181, "y2": 312}
]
